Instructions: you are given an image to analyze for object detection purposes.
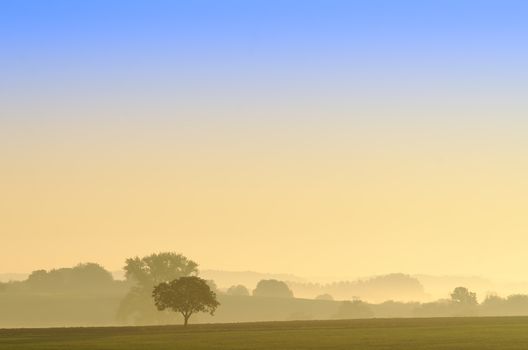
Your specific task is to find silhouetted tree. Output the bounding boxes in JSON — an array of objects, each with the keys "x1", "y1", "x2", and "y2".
[
  {"x1": 118, "y1": 252, "x2": 199, "y2": 324},
  {"x1": 446, "y1": 287, "x2": 479, "y2": 317},
  {"x1": 153, "y1": 276, "x2": 220, "y2": 326},
  {"x1": 450, "y1": 287, "x2": 477, "y2": 305},
  {"x1": 253, "y1": 279, "x2": 294, "y2": 298},
  {"x1": 315, "y1": 293, "x2": 334, "y2": 301},
  {"x1": 206, "y1": 280, "x2": 219, "y2": 294},
  {"x1": 226, "y1": 284, "x2": 250, "y2": 296}
]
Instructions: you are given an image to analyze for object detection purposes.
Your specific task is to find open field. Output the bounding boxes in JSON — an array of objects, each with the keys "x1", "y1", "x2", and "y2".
[{"x1": 2, "y1": 317, "x2": 528, "y2": 350}]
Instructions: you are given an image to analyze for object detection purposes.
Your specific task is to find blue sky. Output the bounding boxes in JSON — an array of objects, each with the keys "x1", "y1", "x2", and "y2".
[{"x1": 2, "y1": 0, "x2": 528, "y2": 121}]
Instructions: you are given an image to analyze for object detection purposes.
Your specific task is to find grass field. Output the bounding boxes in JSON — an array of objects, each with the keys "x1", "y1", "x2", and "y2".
[{"x1": 2, "y1": 317, "x2": 528, "y2": 350}]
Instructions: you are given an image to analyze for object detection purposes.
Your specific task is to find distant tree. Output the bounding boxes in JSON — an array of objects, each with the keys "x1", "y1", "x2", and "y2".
[
  {"x1": 226, "y1": 284, "x2": 250, "y2": 296},
  {"x1": 481, "y1": 294, "x2": 506, "y2": 316},
  {"x1": 26, "y1": 270, "x2": 48, "y2": 288},
  {"x1": 481, "y1": 294, "x2": 528, "y2": 317},
  {"x1": 335, "y1": 300, "x2": 374, "y2": 319},
  {"x1": 447, "y1": 287, "x2": 479, "y2": 317},
  {"x1": 450, "y1": 287, "x2": 477, "y2": 305},
  {"x1": 315, "y1": 293, "x2": 334, "y2": 301},
  {"x1": 119, "y1": 252, "x2": 199, "y2": 324},
  {"x1": 25, "y1": 263, "x2": 114, "y2": 291},
  {"x1": 253, "y1": 279, "x2": 294, "y2": 298},
  {"x1": 153, "y1": 276, "x2": 220, "y2": 326},
  {"x1": 69, "y1": 263, "x2": 114, "y2": 287},
  {"x1": 124, "y1": 252, "x2": 198, "y2": 288},
  {"x1": 482, "y1": 293, "x2": 503, "y2": 306}
]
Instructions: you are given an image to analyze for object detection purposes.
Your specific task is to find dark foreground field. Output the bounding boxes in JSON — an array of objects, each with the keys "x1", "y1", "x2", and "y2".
[{"x1": 2, "y1": 317, "x2": 528, "y2": 350}]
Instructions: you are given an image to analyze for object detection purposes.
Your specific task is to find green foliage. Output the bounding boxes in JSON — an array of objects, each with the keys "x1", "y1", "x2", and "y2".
[
  {"x1": 152, "y1": 276, "x2": 220, "y2": 326},
  {"x1": 253, "y1": 280, "x2": 294, "y2": 298}
]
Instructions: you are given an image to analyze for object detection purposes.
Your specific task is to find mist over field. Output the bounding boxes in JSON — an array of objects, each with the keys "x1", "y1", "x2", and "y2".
[{"x1": 2, "y1": 254, "x2": 528, "y2": 329}]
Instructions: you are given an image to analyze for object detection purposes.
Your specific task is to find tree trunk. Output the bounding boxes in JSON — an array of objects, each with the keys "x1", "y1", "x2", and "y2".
[{"x1": 183, "y1": 314, "x2": 190, "y2": 327}]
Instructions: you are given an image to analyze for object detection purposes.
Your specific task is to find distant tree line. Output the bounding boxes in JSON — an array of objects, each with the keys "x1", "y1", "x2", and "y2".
[
  {"x1": 286, "y1": 273, "x2": 426, "y2": 302},
  {"x1": 0, "y1": 263, "x2": 130, "y2": 294},
  {"x1": 5, "y1": 253, "x2": 528, "y2": 327}
]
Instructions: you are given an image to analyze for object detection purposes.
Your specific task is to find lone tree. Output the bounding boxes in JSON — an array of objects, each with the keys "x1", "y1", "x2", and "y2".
[
  {"x1": 152, "y1": 276, "x2": 220, "y2": 326},
  {"x1": 450, "y1": 287, "x2": 477, "y2": 305},
  {"x1": 118, "y1": 252, "x2": 199, "y2": 324}
]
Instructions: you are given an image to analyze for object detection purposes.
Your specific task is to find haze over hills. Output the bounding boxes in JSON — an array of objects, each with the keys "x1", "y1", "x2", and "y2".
[
  {"x1": 3, "y1": 269, "x2": 523, "y2": 303},
  {"x1": 5, "y1": 265, "x2": 528, "y2": 305},
  {"x1": 198, "y1": 271, "x2": 528, "y2": 303},
  {"x1": 5, "y1": 259, "x2": 528, "y2": 328},
  {"x1": 200, "y1": 270, "x2": 308, "y2": 289}
]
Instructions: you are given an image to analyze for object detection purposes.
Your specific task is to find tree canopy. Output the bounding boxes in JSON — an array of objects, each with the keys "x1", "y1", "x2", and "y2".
[
  {"x1": 450, "y1": 287, "x2": 477, "y2": 305},
  {"x1": 152, "y1": 276, "x2": 220, "y2": 326},
  {"x1": 25, "y1": 263, "x2": 114, "y2": 291},
  {"x1": 124, "y1": 252, "x2": 198, "y2": 288},
  {"x1": 226, "y1": 284, "x2": 250, "y2": 296},
  {"x1": 253, "y1": 279, "x2": 294, "y2": 298},
  {"x1": 118, "y1": 252, "x2": 199, "y2": 324}
]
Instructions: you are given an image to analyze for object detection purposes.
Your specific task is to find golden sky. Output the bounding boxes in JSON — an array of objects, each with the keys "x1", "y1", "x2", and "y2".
[{"x1": 2, "y1": 111, "x2": 528, "y2": 280}]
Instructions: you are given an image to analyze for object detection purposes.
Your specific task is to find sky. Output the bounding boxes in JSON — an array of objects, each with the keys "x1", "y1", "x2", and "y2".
[{"x1": 1, "y1": 0, "x2": 528, "y2": 280}]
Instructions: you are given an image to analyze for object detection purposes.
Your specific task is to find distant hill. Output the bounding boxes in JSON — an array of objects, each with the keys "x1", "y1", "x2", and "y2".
[
  {"x1": 5, "y1": 268, "x2": 528, "y2": 304},
  {"x1": 200, "y1": 270, "x2": 427, "y2": 303},
  {"x1": 199, "y1": 270, "x2": 307, "y2": 290},
  {"x1": 287, "y1": 273, "x2": 427, "y2": 302}
]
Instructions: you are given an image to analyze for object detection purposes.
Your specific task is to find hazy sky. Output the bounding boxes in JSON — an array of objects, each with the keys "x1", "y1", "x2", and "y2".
[{"x1": 2, "y1": 1, "x2": 528, "y2": 280}]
